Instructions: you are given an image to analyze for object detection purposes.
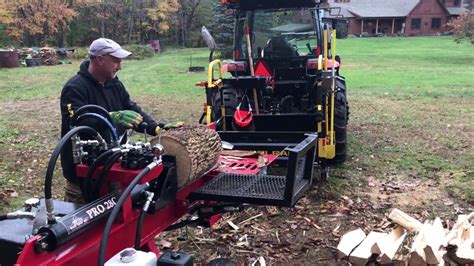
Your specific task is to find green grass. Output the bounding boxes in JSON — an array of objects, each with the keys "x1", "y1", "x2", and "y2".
[
  {"x1": 0, "y1": 48, "x2": 211, "y2": 101},
  {"x1": 339, "y1": 36, "x2": 474, "y2": 98},
  {"x1": 0, "y1": 36, "x2": 473, "y2": 207},
  {"x1": 1, "y1": 36, "x2": 472, "y2": 102}
]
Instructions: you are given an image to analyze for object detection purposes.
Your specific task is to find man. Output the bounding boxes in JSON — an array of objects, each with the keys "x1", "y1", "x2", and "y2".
[{"x1": 60, "y1": 38, "x2": 165, "y2": 203}]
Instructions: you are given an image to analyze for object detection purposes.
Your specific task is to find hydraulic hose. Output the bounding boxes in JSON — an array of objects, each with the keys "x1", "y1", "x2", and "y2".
[
  {"x1": 83, "y1": 149, "x2": 121, "y2": 202},
  {"x1": 98, "y1": 161, "x2": 159, "y2": 266},
  {"x1": 75, "y1": 112, "x2": 119, "y2": 146},
  {"x1": 134, "y1": 207, "x2": 147, "y2": 250},
  {"x1": 44, "y1": 126, "x2": 101, "y2": 223},
  {"x1": 134, "y1": 191, "x2": 154, "y2": 250},
  {"x1": 84, "y1": 149, "x2": 116, "y2": 198},
  {"x1": 71, "y1": 104, "x2": 112, "y2": 125},
  {"x1": 90, "y1": 151, "x2": 123, "y2": 201}
]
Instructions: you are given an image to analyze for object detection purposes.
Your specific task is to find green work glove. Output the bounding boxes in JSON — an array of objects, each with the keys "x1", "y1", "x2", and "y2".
[{"x1": 110, "y1": 110, "x2": 143, "y2": 129}]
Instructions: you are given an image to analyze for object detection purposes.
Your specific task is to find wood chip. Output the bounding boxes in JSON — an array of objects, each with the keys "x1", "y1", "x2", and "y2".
[
  {"x1": 227, "y1": 220, "x2": 240, "y2": 231},
  {"x1": 239, "y1": 213, "x2": 263, "y2": 225}
]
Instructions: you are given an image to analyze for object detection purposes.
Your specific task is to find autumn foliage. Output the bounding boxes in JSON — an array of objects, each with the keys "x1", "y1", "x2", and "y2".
[
  {"x1": 0, "y1": 1, "x2": 77, "y2": 45},
  {"x1": 447, "y1": 12, "x2": 474, "y2": 44},
  {"x1": 0, "y1": 0, "x2": 209, "y2": 47}
]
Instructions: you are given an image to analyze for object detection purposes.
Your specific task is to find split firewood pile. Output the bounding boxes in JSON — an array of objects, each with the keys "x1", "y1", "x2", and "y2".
[
  {"x1": 337, "y1": 209, "x2": 474, "y2": 265},
  {"x1": 39, "y1": 47, "x2": 58, "y2": 66},
  {"x1": 17, "y1": 47, "x2": 59, "y2": 65},
  {"x1": 18, "y1": 48, "x2": 39, "y2": 60}
]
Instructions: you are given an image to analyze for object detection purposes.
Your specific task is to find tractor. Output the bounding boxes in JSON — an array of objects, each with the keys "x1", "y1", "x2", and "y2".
[
  {"x1": 198, "y1": 0, "x2": 349, "y2": 176},
  {"x1": 0, "y1": 1, "x2": 349, "y2": 264}
]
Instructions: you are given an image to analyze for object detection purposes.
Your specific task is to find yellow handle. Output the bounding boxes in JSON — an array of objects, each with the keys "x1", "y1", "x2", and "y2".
[{"x1": 208, "y1": 59, "x2": 222, "y2": 89}]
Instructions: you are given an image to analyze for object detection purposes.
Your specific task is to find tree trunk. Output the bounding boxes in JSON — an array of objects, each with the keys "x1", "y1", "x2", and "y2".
[
  {"x1": 127, "y1": 9, "x2": 134, "y2": 44},
  {"x1": 151, "y1": 125, "x2": 222, "y2": 187}
]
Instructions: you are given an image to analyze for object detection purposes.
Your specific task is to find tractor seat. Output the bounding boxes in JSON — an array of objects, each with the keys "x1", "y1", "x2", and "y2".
[{"x1": 263, "y1": 37, "x2": 299, "y2": 59}]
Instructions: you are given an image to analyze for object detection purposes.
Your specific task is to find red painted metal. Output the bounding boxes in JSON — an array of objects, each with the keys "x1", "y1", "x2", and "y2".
[
  {"x1": 215, "y1": 154, "x2": 277, "y2": 175},
  {"x1": 76, "y1": 163, "x2": 163, "y2": 195},
  {"x1": 14, "y1": 154, "x2": 275, "y2": 265},
  {"x1": 15, "y1": 169, "x2": 216, "y2": 265}
]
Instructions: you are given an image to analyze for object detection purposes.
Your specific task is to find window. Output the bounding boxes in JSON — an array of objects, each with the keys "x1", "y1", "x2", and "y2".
[
  {"x1": 411, "y1": 18, "x2": 421, "y2": 29},
  {"x1": 431, "y1": 18, "x2": 441, "y2": 29},
  {"x1": 454, "y1": 0, "x2": 461, "y2": 7}
]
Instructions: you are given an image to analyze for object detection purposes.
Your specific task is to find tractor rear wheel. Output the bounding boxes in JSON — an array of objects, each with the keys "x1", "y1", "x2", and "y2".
[
  {"x1": 328, "y1": 85, "x2": 348, "y2": 164},
  {"x1": 212, "y1": 87, "x2": 239, "y2": 126}
]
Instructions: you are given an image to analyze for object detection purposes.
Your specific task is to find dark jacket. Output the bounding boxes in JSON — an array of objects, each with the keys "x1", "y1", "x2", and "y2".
[{"x1": 60, "y1": 60, "x2": 158, "y2": 183}]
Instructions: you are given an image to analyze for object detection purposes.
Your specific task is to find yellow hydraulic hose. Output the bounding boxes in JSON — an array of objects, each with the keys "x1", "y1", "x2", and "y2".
[
  {"x1": 323, "y1": 29, "x2": 328, "y2": 71},
  {"x1": 330, "y1": 29, "x2": 336, "y2": 146}
]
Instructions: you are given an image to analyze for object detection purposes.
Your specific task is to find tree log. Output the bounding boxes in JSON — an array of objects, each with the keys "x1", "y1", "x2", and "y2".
[{"x1": 151, "y1": 124, "x2": 222, "y2": 186}]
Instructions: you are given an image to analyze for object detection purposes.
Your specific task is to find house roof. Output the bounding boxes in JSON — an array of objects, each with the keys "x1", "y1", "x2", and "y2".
[
  {"x1": 447, "y1": 7, "x2": 470, "y2": 15},
  {"x1": 328, "y1": 0, "x2": 421, "y2": 18}
]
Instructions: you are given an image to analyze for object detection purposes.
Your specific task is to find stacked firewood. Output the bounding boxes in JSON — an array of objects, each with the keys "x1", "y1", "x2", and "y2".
[
  {"x1": 337, "y1": 209, "x2": 473, "y2": 265},
  {"x1": 39, "y1": 47, "x2": 58, "y2": 66},
  {"x1": 18, "y1": 48, "x2": 38, "y2": 60}
]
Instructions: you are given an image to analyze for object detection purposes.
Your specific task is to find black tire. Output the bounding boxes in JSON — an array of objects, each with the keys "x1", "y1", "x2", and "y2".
[
  {"x1": 212, "y1": 87, "x2": 239, "y2": 123},
  {"x1": 328, "y1": 82, "x2": 348, "y2": 165}
]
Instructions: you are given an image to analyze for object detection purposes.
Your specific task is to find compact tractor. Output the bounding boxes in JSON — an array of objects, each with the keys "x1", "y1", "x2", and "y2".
[
  {"x1": 0, "y1": 0, "x2": 348, "y2": 265},
  {"x1": 198, "y1": 0, "x2": 349, "y2": 173}
]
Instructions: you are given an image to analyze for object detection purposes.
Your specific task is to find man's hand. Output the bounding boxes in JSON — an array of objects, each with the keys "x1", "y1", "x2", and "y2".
[{"x1": 110, "y1": 110, "x2": 143, "y2": 129}]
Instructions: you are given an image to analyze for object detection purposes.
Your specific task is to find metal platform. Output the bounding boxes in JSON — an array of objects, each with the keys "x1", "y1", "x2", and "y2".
[{"x1": 189, "y1": 134, "x2": 317, "y2": 207}]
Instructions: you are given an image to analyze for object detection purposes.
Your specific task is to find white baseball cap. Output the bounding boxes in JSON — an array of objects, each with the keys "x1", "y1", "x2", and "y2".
[{"x1": 88, "y1": 38, "x2": 132, "y2": 59}]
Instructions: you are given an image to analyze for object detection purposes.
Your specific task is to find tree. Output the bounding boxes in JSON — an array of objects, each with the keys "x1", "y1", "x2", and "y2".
[
  {"x1": 0, "y1": 1, "x2": 77, "y2": 46},
  {"x1": 143, "y1": 0, "x2": 180, "y2": 40},
  {"x1": 178, "y1": 0, "x2": 200, "y2": 47},
  {"x1": 447, "y1": 12, "x2": 474, "y2": 44},
  {"x1": 208, "y1": 1, "x2": 234, "y2": 53},
  {"x1": 175, "y1": 0, "x2": 213, "y2": 47}
]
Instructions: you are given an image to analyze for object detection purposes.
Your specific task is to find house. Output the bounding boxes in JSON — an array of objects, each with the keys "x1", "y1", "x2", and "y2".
[
  {"x1": 327, "y1": 0, "x2": 470, "y2": 36},
  {"x1": 443, "y1": 0, "x2": 472, "y2": 20}
]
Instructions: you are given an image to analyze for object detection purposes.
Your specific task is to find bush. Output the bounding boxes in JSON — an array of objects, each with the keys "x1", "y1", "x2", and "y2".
[
  {"x1": 71, "y1": 47, "x2": 89, "y2": 60},
  {"x1": 447, "y1": 12, "x2": 474, "y2": 44},
  {"x1": 122, "y1": 44, "x2": 155, "y2": 60}
]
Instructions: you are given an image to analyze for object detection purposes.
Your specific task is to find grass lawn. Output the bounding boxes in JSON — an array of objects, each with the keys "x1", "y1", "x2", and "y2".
[
  {"x1": 0, "y1": 36, "x2": 472, "y2": 263},
  {"x1": 0, "y1": 36, "x2": 472, "y2": 204}
]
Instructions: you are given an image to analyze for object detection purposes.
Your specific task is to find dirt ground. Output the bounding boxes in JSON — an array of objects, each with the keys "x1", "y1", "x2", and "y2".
[{"x1": 0, "y1": 95, "x2": 472, "y2": 265}]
